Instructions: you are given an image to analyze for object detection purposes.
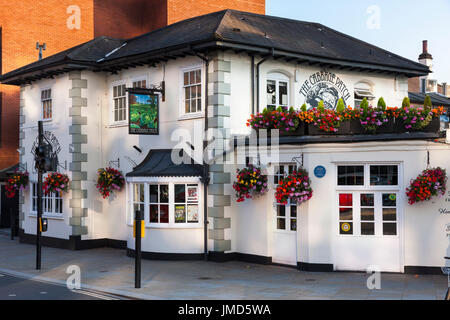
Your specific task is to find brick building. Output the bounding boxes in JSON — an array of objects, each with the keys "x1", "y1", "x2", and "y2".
[{"x1": 0, "y1": 0, "x2": 265, "y2": 171}]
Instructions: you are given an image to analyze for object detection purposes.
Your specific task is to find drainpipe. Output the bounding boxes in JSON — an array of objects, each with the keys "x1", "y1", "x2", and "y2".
[
  {"x1": 251, "y1": 55, "x2": 255, "y2": 115},
  {"x1": 194, "y1": 52, "x2": 210, "y2": 261},
  {"x1": 256, "y1": 48, "x2": 275, "y2": 113}
]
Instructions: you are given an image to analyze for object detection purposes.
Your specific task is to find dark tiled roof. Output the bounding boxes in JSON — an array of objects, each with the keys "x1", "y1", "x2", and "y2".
[
  {"x1": 126, "y1": 149, "x2": 204, "y2": 178},
  {"x1": 1, "y1": 10, "x2": 430, "y2": 84},
  {"x1": 408, "y1": 92, "x2": 450, "y2": 107}
]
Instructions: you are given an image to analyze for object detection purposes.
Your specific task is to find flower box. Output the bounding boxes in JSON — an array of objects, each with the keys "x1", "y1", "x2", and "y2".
[
  {"x1": 280, "y1": 122, "x2": 306, "y2": 136},
  {"x1": 375, "y1": 118, "x2": 396, "y2": 134},
  {"x1": 422, "y1": 117, "x2": 441, "y2": 133},
  {"x1": 307, "y1": 123, "x2": 340, "y2": 135},
  {"x1": 348, "y1": 119, "x2": 365, "y2": 135}
]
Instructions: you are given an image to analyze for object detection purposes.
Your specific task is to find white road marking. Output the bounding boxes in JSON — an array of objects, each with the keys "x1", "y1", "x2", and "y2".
[
  {"x1": 40, "y1": 292, "x2": 47, "y2": 295},
  {"x1": 8, "y1": 294, "x2": 16, "y2": 297},
  {"x1": 70, "y1": 289, "x2": 118, "y2": 300}
]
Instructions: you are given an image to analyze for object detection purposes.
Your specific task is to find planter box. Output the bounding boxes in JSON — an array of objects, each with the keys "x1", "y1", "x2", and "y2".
[
  {"x1": 307, "y1": 123, "x2": 339, "y2": 136},
  {"x1": 348, "y1": 119, "x2": 366, "y2": 135},
  {"x1": 423, "y1": 117, "x2": 441, "y2": 133},
  {"x1": 393, "y1": 118, "x2": 405, "y2": 133},
  {"x1": 279, "y1": 122, "x2": 306, "y2": 136},
  {"x1": 375, "y1": 118, "x2": 395, "y2": 134}
]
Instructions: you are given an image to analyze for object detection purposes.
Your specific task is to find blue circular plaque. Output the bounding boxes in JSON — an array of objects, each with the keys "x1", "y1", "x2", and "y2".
[{"x1": 314, "y1": 166, "x2": 326, "y2": 178}]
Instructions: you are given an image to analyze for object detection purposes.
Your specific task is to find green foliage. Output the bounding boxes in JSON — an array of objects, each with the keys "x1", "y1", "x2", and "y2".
[
  {"x1": 424, "y1": 95, "x2": 432, "y2": 108},
  {"x1": 402, "y1": 97, "x2": 410, "y2": 108},
  {"x1": 336, "y1": 99, "x2": 345, "y2": 112},
  {"x1": 377, "y1": 97, "x2": 386, "y2": 110},
  {"x1": 289, "y1": 106, "x2": 295, "y2": 114},
  {"x1": 317, "y1": 100, "x2": 325, "y2": 111},
  {"x1": 301, "y1": 103, "x2": 307, "y2": 112},
  {"x1": 276, "y1": 106, "x2": 283, "y2": 112},
  {"x1": 360, "y1": 97, "x2": 369, "y2": 111}
]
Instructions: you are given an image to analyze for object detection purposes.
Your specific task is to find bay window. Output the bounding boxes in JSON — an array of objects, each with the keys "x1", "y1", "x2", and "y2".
[
  {"x1": 336, "y1": 164, "x2": 400, "y2": 237},
  {"x1": 129, "y1": 181, "x2": 201, "y2": 227}
]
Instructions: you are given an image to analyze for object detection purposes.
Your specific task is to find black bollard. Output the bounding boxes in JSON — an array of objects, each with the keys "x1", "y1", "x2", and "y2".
[
  {"x1": 135, "y1": 210, "x2": 142, "y2": 289},
  {"x1": 10, "y1": 208, "x2": 14, "y2": 240}
]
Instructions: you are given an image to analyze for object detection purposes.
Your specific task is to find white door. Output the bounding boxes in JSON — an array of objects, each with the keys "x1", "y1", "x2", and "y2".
[
  {"x1": 335, "y1": 191, "x2": 401, "y2": 272},
  {"x1": 272, "y1": 165, "x2": 298, "y2": 266}
]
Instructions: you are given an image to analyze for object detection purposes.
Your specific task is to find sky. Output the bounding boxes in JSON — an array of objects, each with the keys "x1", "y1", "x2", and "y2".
[{"x1": 267, "y1": 0, "x2": 450, "y2": 82}]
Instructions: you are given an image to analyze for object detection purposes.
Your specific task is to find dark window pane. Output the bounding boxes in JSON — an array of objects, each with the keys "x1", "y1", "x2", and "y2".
[
  {"x1": 340, "y1": 222, "x2": 353, "y2": 235},
  {"x1": 160, "y1": 185, "x2": 169, "y2": 203},
  {"x1": 360, "y1": 194, "x2": 374, "y2": 207},
  {"x1": 274, "y1": 176, "x2": 279, "y2": 184},
  {"x1": 339, "y1": 208, "x2": 353, "y2": 221},
  {"x1": 383, "y1": 223, "x2": 397, "y2": 235},
  {"x1": 291, "y1": 219, "x2": 297, "y2": 231},
  {"x1": 361, "y1": 222, "x2": 375, "y2": 235},
  {"x1": 382, "y1": 194, "x2": 397, "y2": 207},
  {"x1": 361, "y1": 208, "x2": 374, "y2": 221},
  {"x1": 337, "y1": 166, "x2": 364, "y2": 186},
  {"x1": 339, "y1": 194, "x2": 353, "y2": 207},
  {"x1": 277, "y1": 218, "x2": 286, "y2": 230},
  {"x1": 175, "y1": 205, "x2": 186, "y2": 223},
  {"x1": 370, "y1": 166, "x2": 398, "y2": 186},
  {"x1": 278, "y1": 205, "x2": 286, "y2": 217},
  {"x1": 175, "y1": 185, "x2": 186, "y2": 203},
  {"x1": 291, "y1": 206, "x2": 297, "y2": 218},
  {"x1": 149, "y1": 185, "x2": 158, "y2": 203},
  {"x1": 150, "y1": 205, "x2": 158, "y2": 223},
  {"x1": 134, "y1": 203, "x2": 144, "y2": 216},
  {"x1": 383, "y1": 208, "x2": 397, "y2": 221},
  {"x1": 160, "y1": 205, "x2": 169, "y2": 223}
]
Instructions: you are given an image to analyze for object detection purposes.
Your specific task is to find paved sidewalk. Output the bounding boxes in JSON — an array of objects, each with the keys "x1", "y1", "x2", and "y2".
[{"x1": 0, "y1": 232, "x2": 447, "y2": 300}]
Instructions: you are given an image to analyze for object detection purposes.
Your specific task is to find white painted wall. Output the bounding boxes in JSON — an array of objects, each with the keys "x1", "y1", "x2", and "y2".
[{"x1": 19, "y1": 51, "x2": 447, "y2": 270}]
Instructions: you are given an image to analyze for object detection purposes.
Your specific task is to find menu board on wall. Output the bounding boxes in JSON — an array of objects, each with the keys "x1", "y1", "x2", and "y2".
[{"x1": 128, "y1": 89, "x2": 159, "y2": 135}]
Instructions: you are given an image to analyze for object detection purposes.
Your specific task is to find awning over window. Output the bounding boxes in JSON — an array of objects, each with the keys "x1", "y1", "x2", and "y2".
[
  {"x1": 126, "y1": 149, "x2": 205, "y2": 178},
  {"x1": 0, "y1": 163, "x2": 19, "y2": 182}
]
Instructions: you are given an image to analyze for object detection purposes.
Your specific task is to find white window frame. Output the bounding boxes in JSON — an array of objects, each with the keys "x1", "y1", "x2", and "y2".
[
  {"x1": 127, "y1": 177, "x2": 203, "y2": 229},
  {"x1": 179, "y1": 65, "x2": 204, "y2": 120},
  {"x1": 354, "y1": 82, "x2": 375, "y2": 108},
  {"x1": 335, "y1": 162, "x2": 402, "y2": 238},
  {"x1": 41, "y1": 88, "x2": 53, "y2": 121},
  {"x1": 29, "y1": 182, "x2": 64, "y2": 219},
  {"x1": 267, "y1": 72, "x2": 290, "y2": 111},
  {"x1": 131, "y1": 76, "x2": 148, "y2": 89},
  {"x1": 273, "y1": 163, "x2": 298, "y2": 234},
  {"x1": 110, "y1": 80, "x2": 128, "y2": 126}
]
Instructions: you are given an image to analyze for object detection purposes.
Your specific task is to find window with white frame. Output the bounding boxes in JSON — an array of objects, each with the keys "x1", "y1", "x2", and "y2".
[
  {"x1": 274, "y1": 164, "x2": 297, "y2": 232},
  {"x1": 354, "y1": 82, "x2": 375, "y2": 108},
  {"x1": 31, "y1": 182, "x2": 63, "y2": 217},
  {"x1": 130, "y1": 182, "x2": 200, "y2": 227},
  {"x1": 337, "y1": 164, "x2": 399, "y2": 237},
  {"x1": 112, "y1": 83, "x2": 127, "y2": 123},
  {"x1": 182, "y1": 67, "x2": 202, "y2": 115},
  {"x1": 41, "y1": 89, "x2": 52, "y2": 120},
  {"x1": 267, "y1": 73, "x2": 289, "y2": 111},
  {"x1": 132, "y1": 79, "x2": 147, "y2": 89}
]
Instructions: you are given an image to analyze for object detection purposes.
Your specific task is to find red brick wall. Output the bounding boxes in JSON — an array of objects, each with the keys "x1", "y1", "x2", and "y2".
[
  {"x1": 94, "y1": 0, "x2": 167, "y2": 39},
  {"x1": 167, "y1": 0, "x2": 265, "y2": 25},
  {"x1": 408, "y1": 77, "x2": 420, "y2": 93},
  {"x1": 0, "y1": 0, "x2": 95, "y2": 170}
]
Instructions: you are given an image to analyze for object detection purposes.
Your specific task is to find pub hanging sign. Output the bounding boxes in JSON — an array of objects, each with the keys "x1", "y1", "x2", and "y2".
[
  {"x1": 128, "y1": 88, "x2": 160, "y2": 135},
  {"x1": 299, "y1": 71, "x2": 351, "y2": 110}
]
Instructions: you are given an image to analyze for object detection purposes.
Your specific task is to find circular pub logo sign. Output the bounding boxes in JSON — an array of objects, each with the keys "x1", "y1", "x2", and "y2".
[{"x1": 341, "y1": 223, "x2": 351, "y2": 233}]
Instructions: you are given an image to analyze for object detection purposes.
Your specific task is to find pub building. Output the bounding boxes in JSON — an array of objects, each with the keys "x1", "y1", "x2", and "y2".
[{"x1": 1, "y1": 10, "x2": 449, "y2": 274}]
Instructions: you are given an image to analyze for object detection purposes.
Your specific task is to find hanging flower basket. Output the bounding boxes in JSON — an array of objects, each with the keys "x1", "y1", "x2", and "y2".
[
  {"x1": 233, "y1": 165, "x2": 268, "y2": 203},
  {"x1": 275, "y1": 169, "x2": 313, "y2": 205},
  {"x1": 43, "y1": 173, "x2": 70, "y2": 195},
  {"x1": 5, "y1": 171, "x2": 29, "y2": 198},
  {"x1": 406, "y1": 167, "x2": 447, "y2": 205},
  {"x1": 96, "y1": 167, "x2": 125, "y2": 199}
]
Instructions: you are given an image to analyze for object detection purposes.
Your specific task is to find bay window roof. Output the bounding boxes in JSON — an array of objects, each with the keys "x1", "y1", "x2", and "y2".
[
  {"x1": 126, "y1": 149, "x2": 205, "y2": 178},
  {"x1": 1, "y1": 10, "x2": 430, "y2": 85}
]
